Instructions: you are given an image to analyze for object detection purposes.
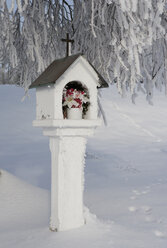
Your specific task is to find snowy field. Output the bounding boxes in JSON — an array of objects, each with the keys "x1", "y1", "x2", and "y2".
[{"x1": 0, "y1": 85, "x2": 167, "y2": 248}]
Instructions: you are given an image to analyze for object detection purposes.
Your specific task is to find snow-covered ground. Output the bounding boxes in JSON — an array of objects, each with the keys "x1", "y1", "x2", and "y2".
[{"x1": 0, "y1": 85, "x2": 167, "y2": 247}]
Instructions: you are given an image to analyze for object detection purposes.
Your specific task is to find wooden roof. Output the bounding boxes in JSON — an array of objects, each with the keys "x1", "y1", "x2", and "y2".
[{"x1": 29, "y1": 54, "x2": 109, "y2": 89}]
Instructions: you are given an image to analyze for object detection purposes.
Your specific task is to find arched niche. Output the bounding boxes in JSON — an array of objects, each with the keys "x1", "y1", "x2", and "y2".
[{"x1": 62, "y1": 81, "x2": 91, "y2": 119}]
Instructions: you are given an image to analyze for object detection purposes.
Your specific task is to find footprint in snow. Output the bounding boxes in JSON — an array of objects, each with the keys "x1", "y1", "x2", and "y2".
[
  {"x1": 141, "y1": 206, "x2": 152, "y2": 214},
  {"x1": 128, "y1": 206, "x2": 138, "y2": 213},
  {"x1": 154, "y1": 230, "x2": 166, "y2": 239},
  {"x1": 128, "y1": 205, "x2": 152, "y2": 214},
  {"x1": 130, "y1": 189, "x2": 150, "y2": 200},
  {"x1": 132, "y1": 190, "x2": 141, "y2": 196}
]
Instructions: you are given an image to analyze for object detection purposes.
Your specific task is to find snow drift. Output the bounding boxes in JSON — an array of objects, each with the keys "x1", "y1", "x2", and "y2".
[{"x1": 0, "y1": 169, "x2": 49, "y2": 232}]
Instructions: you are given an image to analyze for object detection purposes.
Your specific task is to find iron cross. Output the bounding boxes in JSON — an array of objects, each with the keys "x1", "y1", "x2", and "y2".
[{"x1": 61, "y1": 33, "x2": 74, "y2": 57}]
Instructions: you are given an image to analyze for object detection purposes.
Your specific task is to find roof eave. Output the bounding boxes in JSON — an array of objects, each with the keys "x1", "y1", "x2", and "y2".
[
  {"x1": 29, "y1": 81, "x2": 55, "y2": 89},
  {"x1": 29, "y1": 53, "x2": 109, "y2": 89}
]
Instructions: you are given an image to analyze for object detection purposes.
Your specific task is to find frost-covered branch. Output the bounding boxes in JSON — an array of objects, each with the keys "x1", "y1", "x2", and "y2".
[{"x1": 0, "y1": 0, "x2": 166, "y2": 98}]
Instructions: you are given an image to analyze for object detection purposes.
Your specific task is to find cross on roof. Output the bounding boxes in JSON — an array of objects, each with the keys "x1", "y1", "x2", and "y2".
[{"x1": 61, "y1": 33, "x2": 74, "y2": 57}]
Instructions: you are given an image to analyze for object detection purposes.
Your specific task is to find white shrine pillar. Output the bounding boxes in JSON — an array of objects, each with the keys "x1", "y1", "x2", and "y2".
[
  {"x1": 34, "y1": 120, "x2": 101, "y2": 231},
  {"x1": 30, "y1": 54, "x2": 108, "y2": 231}
]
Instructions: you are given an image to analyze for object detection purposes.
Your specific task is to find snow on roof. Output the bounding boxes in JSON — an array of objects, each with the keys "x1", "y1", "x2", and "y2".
[{"x1": 29, "y1": 54, "x2": 109, "y2": 89}]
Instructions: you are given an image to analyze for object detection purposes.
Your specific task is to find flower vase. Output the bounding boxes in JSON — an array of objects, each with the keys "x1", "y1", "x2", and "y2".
[{"x1": 67, "y1": 108, "x2": 83, "y2": 120}]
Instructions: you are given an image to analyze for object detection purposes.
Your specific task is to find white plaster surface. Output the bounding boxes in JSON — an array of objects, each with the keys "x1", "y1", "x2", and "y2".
[
  {"x1": 49, "y1": 136, "x2": 86, "y2": 231},
  {"x1": 36, "y1": 85, "x2": 55, "y2": 120},
  {"x1": 33, "y1": 119, "x2": 101, "y2": 128}
]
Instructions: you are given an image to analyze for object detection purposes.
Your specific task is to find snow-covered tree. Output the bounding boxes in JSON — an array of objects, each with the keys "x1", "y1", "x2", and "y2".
[{"x1": 0, "y1": 0, "x2": 166, "y2": 99}]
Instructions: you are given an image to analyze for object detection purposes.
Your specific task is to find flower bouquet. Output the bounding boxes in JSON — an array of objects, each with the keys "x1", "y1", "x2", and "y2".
[{"x1": 63, "y1": 87, "x2": 89, "y2": 119}]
